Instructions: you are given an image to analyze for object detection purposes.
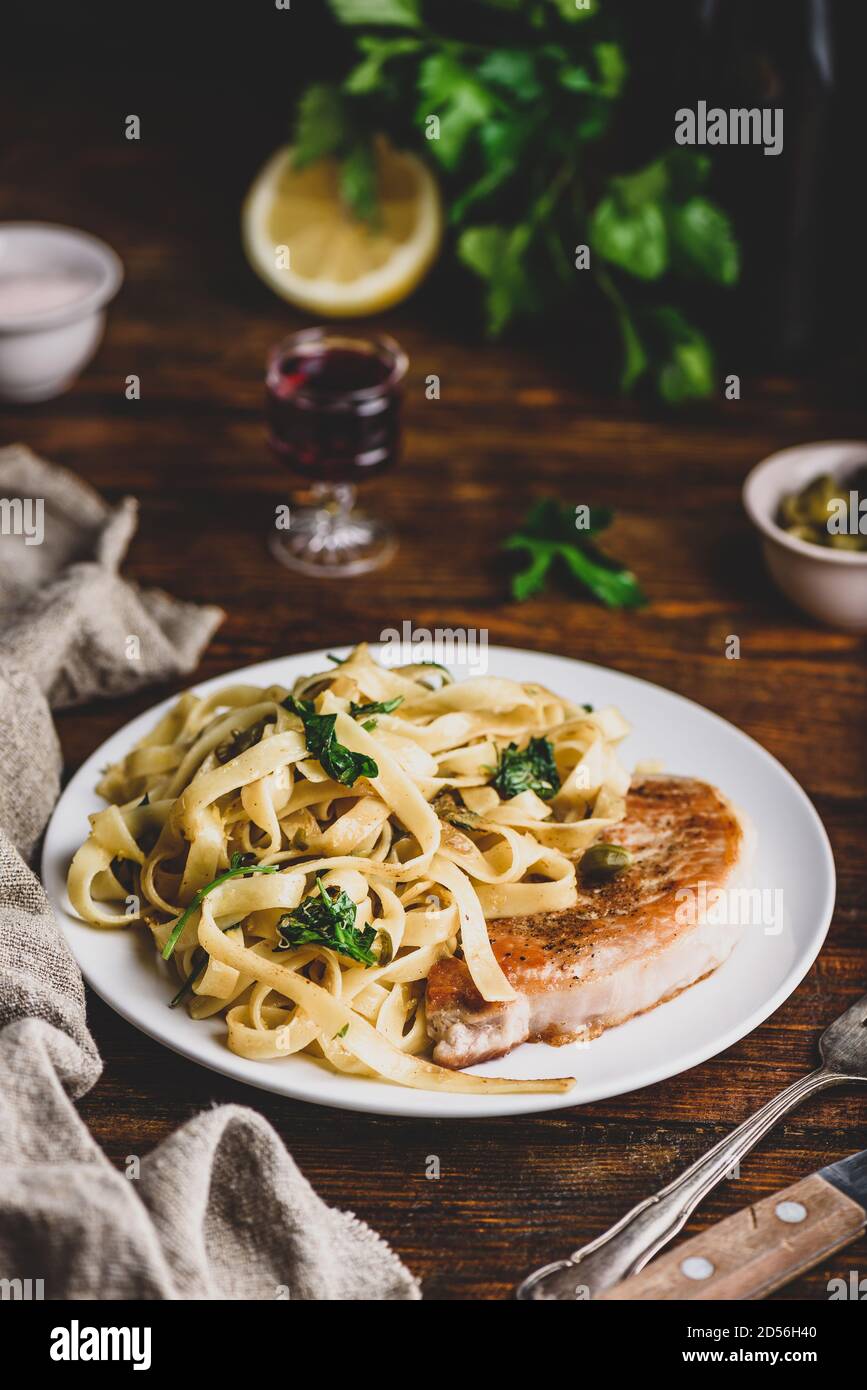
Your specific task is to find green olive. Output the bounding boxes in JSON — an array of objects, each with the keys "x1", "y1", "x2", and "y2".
[{"x1": 581, "y1": 843, "x2": 632, "y2": 883}]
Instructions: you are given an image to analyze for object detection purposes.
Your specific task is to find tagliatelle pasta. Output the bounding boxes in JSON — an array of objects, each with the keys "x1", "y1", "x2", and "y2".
[{"x1": 67, "y1": 644, "x2": 632, "y2": 1095}]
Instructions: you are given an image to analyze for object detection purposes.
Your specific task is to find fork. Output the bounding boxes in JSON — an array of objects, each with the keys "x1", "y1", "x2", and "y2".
[{"x1": 517, "y1": 990, "x2": 867, "y2": 1300}]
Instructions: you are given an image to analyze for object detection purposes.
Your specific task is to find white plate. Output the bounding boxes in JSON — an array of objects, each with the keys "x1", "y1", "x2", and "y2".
[{"x1": 42, "y1": 646, "x2": 835, "y2": 1119}]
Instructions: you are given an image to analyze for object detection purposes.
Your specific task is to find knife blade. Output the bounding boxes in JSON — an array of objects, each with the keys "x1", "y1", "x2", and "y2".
[{"x1": 598, "y1": 1151, "x2": 867, "y2": 1301}]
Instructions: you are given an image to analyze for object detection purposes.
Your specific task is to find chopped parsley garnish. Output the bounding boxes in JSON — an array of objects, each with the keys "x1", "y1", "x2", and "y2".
[
  {"x1": 490, "y1": 737, "x2": 560, "y2": 801},
  {"x1": 348, "y1": 696, "x2": 403, "y2": 719},
  {"x1": 161, "y1": 852, "x2": 278, "y2": 961},
  {"x1": 431, "y1": 789, "x2": 481, "y2": 832},
  {"x1": 411, "y1": 660, "x2": 451, "y2": 690},
  {"x1": 215, "y1": 714, "x2": 276, "y2": 765},
  {"x1": 109, "y1": 856, "x2": 139, "y2": 894},
  {"x1": 275, "y1": 876, "x2": 377, "y2": 966},
  {"x1": 282, "y1": 696, "x2": 378, "y2": 787},
  {"x1": 168, "y1": 923, "x2": 243, "y2": 1008},
  {"x1": 169, "y1": 946, "x2": 207, "y2": 1008}
]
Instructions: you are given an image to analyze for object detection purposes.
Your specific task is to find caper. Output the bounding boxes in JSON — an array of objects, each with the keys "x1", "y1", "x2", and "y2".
[
  {"x1": 828, "y1": 532, "x2": 866, "y2": 551},
  {"x1": 581, "y1": 843, "x2": 632, "y2": 883},
  {"x1": 780, "y1": 493, "x2": 809, "y2": 528},
  {"x1": 778, "y1": 471, "x2": 863, "y2": 549},
  {"x1": 801, "y1": 473, "x2": 839, "y2": 526},
  {"x1": 786, "y1": 524, "x2": 822, "y2": 544}
]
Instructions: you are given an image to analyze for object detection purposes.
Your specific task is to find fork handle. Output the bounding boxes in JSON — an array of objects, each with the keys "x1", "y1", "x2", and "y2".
[{"x1": 518, "y1": 1066, "x2": 846, "y2": 1300}]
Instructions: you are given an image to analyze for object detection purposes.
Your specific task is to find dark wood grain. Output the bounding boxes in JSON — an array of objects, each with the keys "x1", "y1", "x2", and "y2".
[{"x1": 2, "y1": 73, "x2": 866, "y2": 1303}]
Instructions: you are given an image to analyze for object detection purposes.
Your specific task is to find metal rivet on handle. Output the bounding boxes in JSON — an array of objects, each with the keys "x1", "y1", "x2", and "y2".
[
  {"x1": 775, "y1": 1200, "x2": 807, "y2": 1224},
  {"x1": 681, "y1": 1255, "x2": 715, "y2": 1280}
]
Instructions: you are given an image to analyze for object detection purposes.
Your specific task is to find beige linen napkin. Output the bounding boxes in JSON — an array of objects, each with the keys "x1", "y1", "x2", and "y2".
[{"x1": 0, "y1": 444, "x2": 420, "y2": 1300}]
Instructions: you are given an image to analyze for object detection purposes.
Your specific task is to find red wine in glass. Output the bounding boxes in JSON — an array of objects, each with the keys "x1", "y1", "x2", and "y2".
[{"x1": 266, "y1": 329, "x2": 406, "y2": 575}]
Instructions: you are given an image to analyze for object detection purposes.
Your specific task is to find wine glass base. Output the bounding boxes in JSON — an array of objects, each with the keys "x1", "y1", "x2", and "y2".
[{"x1": 269, "y1": 506, "x2": 396, "y2": 578}]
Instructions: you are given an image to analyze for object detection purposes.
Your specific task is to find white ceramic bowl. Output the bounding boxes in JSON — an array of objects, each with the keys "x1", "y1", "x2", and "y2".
[
  {"x1": 743, "y1": 441, "x2": 867, "y2": 632},
  {"x1": 0, "y1": 223, "x2": 123, "y2": 402}
]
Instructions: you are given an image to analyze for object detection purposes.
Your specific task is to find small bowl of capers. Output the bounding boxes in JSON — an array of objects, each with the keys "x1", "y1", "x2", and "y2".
[{"x1": 743, "y1": 441, "x2": 867, "y2": 632}]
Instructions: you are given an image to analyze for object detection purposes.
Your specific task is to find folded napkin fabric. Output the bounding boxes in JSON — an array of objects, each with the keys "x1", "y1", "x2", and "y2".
[{"x1": 0, "y1": 444, "x2": 420, "y2": 1300}]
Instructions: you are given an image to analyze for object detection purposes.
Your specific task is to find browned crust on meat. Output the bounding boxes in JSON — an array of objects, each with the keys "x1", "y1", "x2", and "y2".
[
  {"x1": 425, "y1": 775, "x2": 745, "y2": 1065},
  {"x1": 491, "y1": 776, "x2": 743, "y2": 974}
]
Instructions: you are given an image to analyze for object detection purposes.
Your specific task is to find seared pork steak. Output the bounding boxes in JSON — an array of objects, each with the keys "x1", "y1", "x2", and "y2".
[{"x1": 426, "y1": 775, "x2": 749, "y2": 1069}]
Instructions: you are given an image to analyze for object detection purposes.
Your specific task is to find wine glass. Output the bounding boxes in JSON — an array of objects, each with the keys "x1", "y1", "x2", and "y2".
[{"x1": 266, "y1": 327, "x2": 407, "y2": 577}]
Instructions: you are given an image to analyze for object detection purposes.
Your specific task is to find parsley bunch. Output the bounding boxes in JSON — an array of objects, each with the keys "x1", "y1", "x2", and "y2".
[
  {"x1": 503, "y1": 498, "x2": 645, "y2": 606},
  {"x1": 291, "y1": 0, "x2": 739, "y2": 401}
]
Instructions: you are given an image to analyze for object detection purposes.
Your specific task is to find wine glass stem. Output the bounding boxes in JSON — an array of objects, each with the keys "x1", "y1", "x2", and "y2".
[{"x1": 312, "y1": 482, "x2": 357, "y2": 527}]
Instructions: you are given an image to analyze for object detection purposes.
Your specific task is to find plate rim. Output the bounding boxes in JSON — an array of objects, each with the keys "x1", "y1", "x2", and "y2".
[{"x1": 42, "y1": 643, "x2": 836, "y2": 1119}]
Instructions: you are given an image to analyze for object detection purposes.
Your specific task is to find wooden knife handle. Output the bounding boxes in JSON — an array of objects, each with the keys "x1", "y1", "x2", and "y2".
[{"x1": 598, "y1": 1173, "x2": 866, "y2": 1301}]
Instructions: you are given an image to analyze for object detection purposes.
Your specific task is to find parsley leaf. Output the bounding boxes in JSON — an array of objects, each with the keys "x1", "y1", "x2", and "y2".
[
  {"x1": 328, "y1": 0, "x2": 421, "y2": 26},
  {"x1": 667, "y1": 197, "x2": 739, "y2": 285},
  {"x1": 491, "y1": 737, "x2": 560, "y2": 801},
  {"x1": 457, "y1": 223, "x2": 540, "y2": 336},
  {"x1": 162, "y1": 853, "x2": 278, "y2": 961},
  {"x1": 649, "y1": 307, "x2": 715, "y2": 403},
  {"x1": 548, "y1": 0, "x2": 598, "y2": 19},
  {"x1": 344, "y1": 35, "x2": 422, "y2": 94},
  {"x1": 503, "y1": 498, "x2": 646, "y2": 608},
  {"x1": 283, "y1": 696, "x2": 379, "y2": 786},
  {"x1": 291, "y1": 84, "x2": 379, "y2": 224},
  {"x1": 348, "y1": 696, "x2": 403, "y2": 718},
  {"x1": 276, "y1": 876, "x2": 378, "y2": 966},
  {"x1": 168, "y1": 923, "x2": 242, "y2": 1008},
  {"x1": 340, "y1": 138, "x2": 379, "y2": 225},
  {"x1": 293, "y1": 84, "x2": 348, "y2": 167},
  {"x1": 590, "y1": 150, "x2": 738, "y2": 287},
  {"x1": 416, "y1": 52, "x2": 497, "y2": 170},
  {"x1": 169, "y1": 946, "x2": 207, "y2": 1008},
  {"x1": 591, "y1": 196, "x2": 668, "y2": 280}
]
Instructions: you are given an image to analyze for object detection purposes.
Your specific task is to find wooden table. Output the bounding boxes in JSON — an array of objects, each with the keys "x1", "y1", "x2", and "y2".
[{"x1": 2, "y1": 73, "x2": 866, "y2": 1302}]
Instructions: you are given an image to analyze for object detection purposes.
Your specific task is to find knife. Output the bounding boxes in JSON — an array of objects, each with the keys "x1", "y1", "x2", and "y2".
[{"x1": 597, "y1": 1150, "x2": 867, "y2": 1300}]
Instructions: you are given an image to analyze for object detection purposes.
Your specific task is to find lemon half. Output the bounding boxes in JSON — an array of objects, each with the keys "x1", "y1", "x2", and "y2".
[{"x1": 242, "y1": 139, "x2": 442, "y2": 317}]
